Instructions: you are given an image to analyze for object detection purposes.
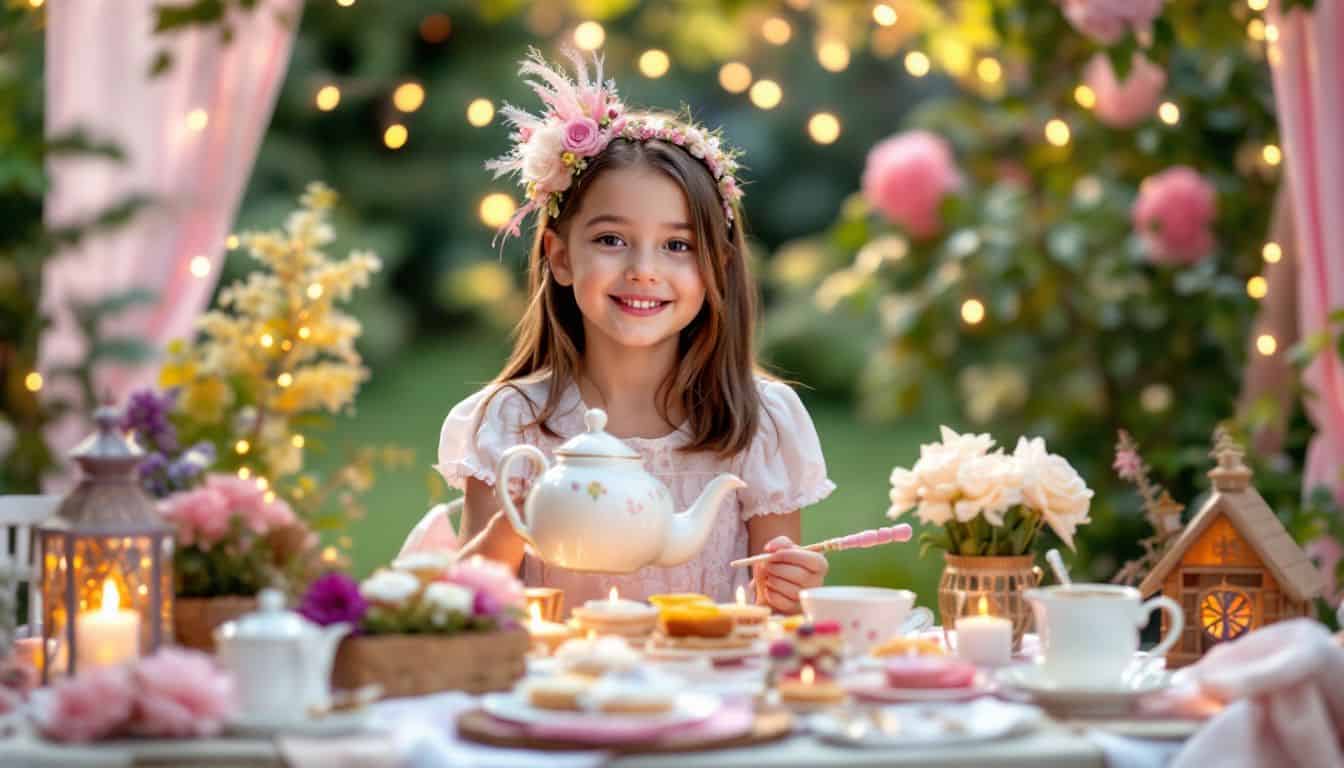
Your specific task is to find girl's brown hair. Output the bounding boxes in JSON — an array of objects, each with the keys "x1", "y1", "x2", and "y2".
[{"x1": 493, "y1": 117, "x2": 762, "y2": 457}]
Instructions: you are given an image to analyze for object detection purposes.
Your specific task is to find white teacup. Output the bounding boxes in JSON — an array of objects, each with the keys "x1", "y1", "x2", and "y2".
[
  {"x1": 1025, "y1": 583, "x2": 1184, "y2": 687},
  {"x1": 799, "y1": 586, "x2": 935, "y2": 655}
]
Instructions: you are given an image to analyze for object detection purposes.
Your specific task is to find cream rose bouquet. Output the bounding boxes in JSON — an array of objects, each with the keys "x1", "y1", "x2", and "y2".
[{"x1": 887, "y1": 426, "x2": 1093, "y2": 556}]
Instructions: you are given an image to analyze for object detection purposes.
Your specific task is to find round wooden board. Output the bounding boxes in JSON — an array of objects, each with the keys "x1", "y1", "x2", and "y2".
[{"x1": 456, "y1": 708, "x2": 794, "y2": 754}]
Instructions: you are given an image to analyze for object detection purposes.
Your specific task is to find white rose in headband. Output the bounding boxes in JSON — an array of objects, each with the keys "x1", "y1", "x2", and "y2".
[
  {"x1": 522, "y1": 122, "x2": 571, "y2": 194},
  {"x1": 485, "y1": 46, "x2": 744, "y2": 246}
]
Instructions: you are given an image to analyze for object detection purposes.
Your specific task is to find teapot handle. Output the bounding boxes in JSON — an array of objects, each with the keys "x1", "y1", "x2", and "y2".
[{"x1": 496, "y1": 445, "x2": 547, "y2": 550}]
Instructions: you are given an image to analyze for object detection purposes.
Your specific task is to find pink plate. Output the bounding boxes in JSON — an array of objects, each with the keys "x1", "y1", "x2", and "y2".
[{"x1": 845, "y1": 672, "x2": 996, "y2": 704}]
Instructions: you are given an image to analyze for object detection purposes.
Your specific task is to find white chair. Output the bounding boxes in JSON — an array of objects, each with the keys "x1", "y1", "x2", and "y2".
[{"x1": 0, "y1": 495, "x2": 61, "y2": 632}]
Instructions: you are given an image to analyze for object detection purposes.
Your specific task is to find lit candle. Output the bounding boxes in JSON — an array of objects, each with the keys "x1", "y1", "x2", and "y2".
[
  {"x1": 954, "y1": 596, "x2": 1012, "y2": 667},
  {"x1": 718, "y1": 585, "x2": 770, "y2": 639},
  {"x1": 777, "y1": 663, "x2": 846, "y2": 709},
  {"x1": 573, "y1": 587, "x2": 658, "y2": 640},
  {"x1": 527, "y1": 602, "x2": 572, "y2": 655},
  {"x1": 75, "y1": 579, "x2": 140, "y2": 670}
]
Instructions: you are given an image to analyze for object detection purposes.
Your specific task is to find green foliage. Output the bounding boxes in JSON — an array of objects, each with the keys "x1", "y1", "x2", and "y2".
[{"x1": 795, "y1": 1, "x2": 1304, "y2": 579}]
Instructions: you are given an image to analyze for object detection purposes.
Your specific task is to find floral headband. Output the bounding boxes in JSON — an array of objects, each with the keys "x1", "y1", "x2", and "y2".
[{"x1": 485, "y1": 47, "x2": 744, "y2": 247}]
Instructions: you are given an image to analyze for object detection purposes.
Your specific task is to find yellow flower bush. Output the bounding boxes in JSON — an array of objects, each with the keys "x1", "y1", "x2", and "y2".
[{"x1": 149, "y1": 182, "x2": 405, "y2": 568}]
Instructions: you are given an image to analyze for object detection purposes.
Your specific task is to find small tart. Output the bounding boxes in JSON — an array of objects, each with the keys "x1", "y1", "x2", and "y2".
[
  {"x1": 659, "y1": 605, "x2": 734, "y2": 638},
  {"x1": 647, "y1": 593, "x2": 714, "y2": 610}
]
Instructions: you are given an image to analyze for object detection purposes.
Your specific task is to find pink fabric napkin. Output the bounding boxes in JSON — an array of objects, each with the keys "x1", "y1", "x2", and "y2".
[{"x1": 1171, "y1": 619, "x2": 1344, "y2": 768}]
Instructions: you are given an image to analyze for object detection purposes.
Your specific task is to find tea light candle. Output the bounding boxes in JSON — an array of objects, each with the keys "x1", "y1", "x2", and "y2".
[
  {"x1": 777, "y1": 664, "x2": 846, "y2": 709},
  {"x1": 12, "y1": 637, "x2": 41, "y2": 674},
  {"x1": 718, "y1": 585, "x2": 770, "y2": 638},
  {"x1": 527, "y1": 603, "x2": 573, "y2": 655},
  {"x1": 954, "y1": 596, "x2": 1012, "y2": 667},
  {"x1": 581, "y1": 587, "x2": 657, "y2": 617},
  {"x1": 75, "y1": 579, "x2": 140, "y2": 670}
]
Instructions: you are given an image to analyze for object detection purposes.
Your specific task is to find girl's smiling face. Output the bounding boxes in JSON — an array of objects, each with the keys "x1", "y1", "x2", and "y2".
[{"x1": 545, "y1": 165, "x2": 708, "y2": 355}]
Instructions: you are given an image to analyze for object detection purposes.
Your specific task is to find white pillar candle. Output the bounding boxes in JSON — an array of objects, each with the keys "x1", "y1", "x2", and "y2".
[
  {"x1": 954, "y1": 596, "x2": 1012, "y2": 667},
  {"x1": 75, "y1": 579, "x2": 140, "y2": 671}
]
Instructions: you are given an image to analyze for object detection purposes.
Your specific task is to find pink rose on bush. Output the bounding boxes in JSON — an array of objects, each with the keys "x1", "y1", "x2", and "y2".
[
  {"x1": 38, "y1": 666, "x2": 134, "y2": 743},
  {"x1": 1086, "y1": 53, "x2": 1167, "y2": 129},
  {"x1": 861, "y1": 130, "x2": 961, "y2": 239},
  {"x1": 1133, "y1": 166, "x2": 1217, "y2": 266},
  {"x1": 160, "y1": 473, "x2": 296, "y2": 548},
  {"x1": 130, "y1": 648, "x2": 236, "y2": 738},
  {"x1": 1059, "y1": 0, "x2": 1164, "y2": 45},
  {"x1": 562, "y1": 116, "x2": 605, "y2": 156},
  {"x1": 441, "y1": 555, "x2": 525, "y2": 614}
]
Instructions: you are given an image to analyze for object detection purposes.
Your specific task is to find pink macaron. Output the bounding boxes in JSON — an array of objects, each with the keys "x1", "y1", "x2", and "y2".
[{"x1": 883, "y1": 657, "x2": 977, "y2": 689}]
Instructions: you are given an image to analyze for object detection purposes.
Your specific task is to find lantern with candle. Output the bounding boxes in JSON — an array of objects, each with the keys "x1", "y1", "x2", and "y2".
[{"x1": 36, "y1": 406, "x2": 173, "y2": 681}]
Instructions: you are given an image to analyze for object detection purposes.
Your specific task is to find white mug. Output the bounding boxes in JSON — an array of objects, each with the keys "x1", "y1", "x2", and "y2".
[
  {"x1": 799, "y1": 586, "x2": 935, "y2": 655},
  {"x1": 1025, "y1": 583, "x2": 1184, "y2": 687}
]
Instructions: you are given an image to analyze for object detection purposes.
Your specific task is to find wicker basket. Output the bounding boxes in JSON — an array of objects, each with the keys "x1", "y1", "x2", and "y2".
[
  {"x1": 173, "y1": 596, "x2": 258, "y2": 653},
  {"x1": 939, "y1": 554, "x2": 1040, "y2": 651},
  {"x1": 331, "y1": 628, "x2": 529, "y2": 697}
]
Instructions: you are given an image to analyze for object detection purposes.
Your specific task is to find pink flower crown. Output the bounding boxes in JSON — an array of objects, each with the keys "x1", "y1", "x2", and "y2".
[{"x1": 485, "y1": 47, "x2": 744, "y2": 247}]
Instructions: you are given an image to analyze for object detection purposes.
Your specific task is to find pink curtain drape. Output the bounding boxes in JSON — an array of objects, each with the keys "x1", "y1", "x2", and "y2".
[
  {"x1": 38, "y1": 0, "x2": 301, "y2": 477},
  {"x1": 1267, "y1": 1, "x2": 1344, "y2": 501}
]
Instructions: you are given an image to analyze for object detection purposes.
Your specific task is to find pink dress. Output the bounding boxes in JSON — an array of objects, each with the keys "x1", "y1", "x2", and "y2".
[{"x1": 432, "y1": 373, "x2": 835, "y2": 605}]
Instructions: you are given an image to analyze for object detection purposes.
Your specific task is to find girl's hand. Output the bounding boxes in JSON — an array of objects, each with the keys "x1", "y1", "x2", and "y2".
[{"x1": 750, "y1": 535, "x2": 827, "y2": 615}]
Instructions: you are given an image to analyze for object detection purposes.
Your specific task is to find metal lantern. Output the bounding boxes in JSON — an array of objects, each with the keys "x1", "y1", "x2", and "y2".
[{"x1": 36, "y1": 405, "x2": 174, "y2": 681}]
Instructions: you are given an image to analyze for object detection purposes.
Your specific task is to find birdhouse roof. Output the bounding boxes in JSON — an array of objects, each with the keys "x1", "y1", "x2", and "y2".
[{"x1": 1139, "y1": 485, "x2": 1325, "y2": 602}]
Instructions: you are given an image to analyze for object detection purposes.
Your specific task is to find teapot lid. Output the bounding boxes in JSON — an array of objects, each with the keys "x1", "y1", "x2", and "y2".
[
  {"x1": 218, "y1": 588, "x2": 311, "y2": 639},
  {"x1": 555, "y1": 409, "x2": 641, "y2": 460}
]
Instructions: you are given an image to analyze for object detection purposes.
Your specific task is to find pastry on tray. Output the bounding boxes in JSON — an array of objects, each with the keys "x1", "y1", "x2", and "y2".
[
  {"x1": 582, "y1": 668, "x2": 682, "y2": 716},
  {"x1": 883, "y1": 657, "x2": 977, "y2": 689},
  {"x1": 524, "y1": 675, "x2": 593, "y2": 711}
]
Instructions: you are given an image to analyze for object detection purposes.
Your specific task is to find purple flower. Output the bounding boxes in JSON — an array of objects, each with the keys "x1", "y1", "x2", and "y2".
[
  {"x1": 472, "y1": 590, "x2": 499, "y2": 618},
  {"x1": 123, "y1": 389, "x2": 180, "y2": 453},
  {"x1": 298, "y1": 572, "x2": 368, "y2": 630}
]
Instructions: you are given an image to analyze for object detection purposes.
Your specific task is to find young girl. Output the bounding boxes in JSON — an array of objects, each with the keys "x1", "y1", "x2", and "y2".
[{"x1": 413, "y1": 49, "x2": 835, "y2": 614}]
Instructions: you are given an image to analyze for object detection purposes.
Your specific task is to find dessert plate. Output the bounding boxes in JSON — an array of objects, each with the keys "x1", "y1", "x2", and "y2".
[{"x1": 481, "y1": 690, "x2": 720, "y2": 731}]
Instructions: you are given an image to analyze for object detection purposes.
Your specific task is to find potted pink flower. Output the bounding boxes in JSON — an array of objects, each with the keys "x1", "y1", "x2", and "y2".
[{"x1": 159, "y1": 474, "x2": 317, "y2": 652}]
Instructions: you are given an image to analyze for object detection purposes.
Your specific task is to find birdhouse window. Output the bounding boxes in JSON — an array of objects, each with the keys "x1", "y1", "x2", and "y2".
[{"x1": 1200, "y1": 588, "x2": 1253, "y2": 642}]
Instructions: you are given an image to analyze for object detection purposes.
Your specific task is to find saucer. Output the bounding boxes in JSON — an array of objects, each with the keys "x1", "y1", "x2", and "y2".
[
  {"x1": 226, "y1": 708, "x2": 376, "y2": 738},
  {"x1": 994, "y1": 664, "x2": 1173, "y2": 716},
  {"x1": 811, "y1": 699, "x2": 1043, "y2": 748}
]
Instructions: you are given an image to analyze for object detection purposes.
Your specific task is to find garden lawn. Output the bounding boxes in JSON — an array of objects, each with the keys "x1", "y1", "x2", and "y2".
[{"x1": 317, "y1": 331, "x2": 944, "y2": 614}]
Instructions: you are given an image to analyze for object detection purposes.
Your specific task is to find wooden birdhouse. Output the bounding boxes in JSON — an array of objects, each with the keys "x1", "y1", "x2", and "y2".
[{"x1": 1138, "y1": 433, "x2": 1325, "y2": 668}]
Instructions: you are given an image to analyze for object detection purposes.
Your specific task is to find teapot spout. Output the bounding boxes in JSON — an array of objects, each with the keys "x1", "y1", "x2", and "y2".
[{"x1": 655, "y1": 473, "x2": 746, "y2": 567}]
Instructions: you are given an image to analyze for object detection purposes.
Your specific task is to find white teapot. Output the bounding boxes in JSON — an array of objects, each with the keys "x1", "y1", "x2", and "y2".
[
  {"x1": 497, "y1": 408, "x2": 746, "y2": 573},
  {"x1": 213, "y1": 588, "x2": 350, "y2": 723}
]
